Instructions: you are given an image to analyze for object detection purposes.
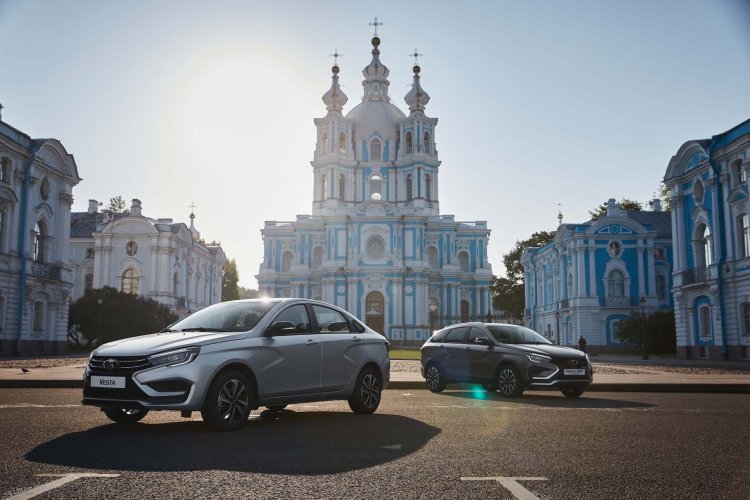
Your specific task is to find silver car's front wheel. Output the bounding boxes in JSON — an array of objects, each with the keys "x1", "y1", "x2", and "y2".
[
  {"x1": 348, "y1": 367, "x2": 381, "y2": 414},
  {"x1": 201, "y1": 370, "x2": 253, "y2": 431}
]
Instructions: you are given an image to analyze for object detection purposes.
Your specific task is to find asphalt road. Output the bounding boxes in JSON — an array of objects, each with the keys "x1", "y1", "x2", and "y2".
[{"x1": 1, "y1": 388, "x2": 749, "y2": 499}]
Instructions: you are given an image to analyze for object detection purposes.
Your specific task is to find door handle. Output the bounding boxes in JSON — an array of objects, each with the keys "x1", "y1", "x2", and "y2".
[
  {"x1": 306, "y1": 339, "x2": 318, "y2": 345},
  {"x1": 351, "y1": 337, "x2": 362, "y2": 342}
]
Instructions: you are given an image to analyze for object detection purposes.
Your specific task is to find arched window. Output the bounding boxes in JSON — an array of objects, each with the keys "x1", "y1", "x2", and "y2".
[
  {"x1": 312, "y1": 246, "x2": 324, "y2": 269},
  {"x1": 426, "y1": 246, "x2": 438, "y2": 268},
  {"x1": 607, "y1": 270, "x2": 625, "y2": 297},
  {"x1": 366, "y1": 236, "x2": 385, "y2": 261},
  {"x1": 458, "y1": 251, "x2": 469, "y2": 272},
  {"x1": 370, "y1": 174, "x2": 382, "y2": 200},
  {"x1": 425, "y1": 174, "x2": 431, "y2": 202},
  {"x1": 738, "y1": 214, "x2": 750, "y2": 259},
  {"x1": 734, "y1": 159, "x2": 745, "y2": 186},
  {"x1": 320, "y1": 174, "x2": 327, "y2": 202},
  {"x1": 32, "y1": 301, "x2": 45, "y2": 335},
  {"x1": 405, "y1": 132, "x2": 413, "y2": 155},
  {"x1": 339, "y1": 174, "x2": 346, "y2": 201},
  {"x1": 173, "y1": 272, "x2": 179, "y2": 296},
  {"x1": 696, "y1": 224, "x2": 712, "y2": 266},
  {"x1": 406, "y1": 174, "x2": 413, "y2": 202},
  {"x1": 321, "y1": 132, "x2": 328, "y2": 153},
  {"x1": 338, "y1": 132, "x2": 346, "y2": 155},
  {"x1": 656, "y1": 275, "x2": 666, "y2": 300},
  {"x1": 281, "y1": 251, "x2": 293, "y2": 273},
  {"x1": 369, "y1": 138, "x2": 382, "y2": 162},
  {"x1": 122, "y1": 268, "x2": 139, "y2": 294},
  {"x1": 85, "y1": 273, "x2": 94, "y2": 291},
  {"x1": 33, "y1": 222, "x2": 45, "y2": 263},
  {"x1": 460, "y1": 300, "x2": 470, "y2": 323},
  {"x1": 423, "y1": 132, "x2": 431, "y2": 155}
]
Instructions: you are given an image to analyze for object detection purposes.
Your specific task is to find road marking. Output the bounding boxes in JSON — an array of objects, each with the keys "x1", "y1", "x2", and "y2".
[
  {"x1": 461, "y1": 476, "x2": 547, "y2": 500},
  {"x1": 0, "y1": 404, "x2": 80, "y2": 409},
  {"x1": 8, "y1": 473, "x2": 120, "y2": 500}
]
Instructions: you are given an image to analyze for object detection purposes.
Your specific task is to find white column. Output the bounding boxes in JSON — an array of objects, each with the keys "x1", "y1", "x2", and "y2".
[
  {"x1": 587, "y1": 244, "x2": 596, "y2": 297},
  {"x1": 647, "y1": 245, "x2": 656, "y2": 296},
  {"x1": 637, "y1": 243, "x2": 645, "y2": 297},
  {"x1": 576, "y1": 243, "x2": 586, "y2": 297}
]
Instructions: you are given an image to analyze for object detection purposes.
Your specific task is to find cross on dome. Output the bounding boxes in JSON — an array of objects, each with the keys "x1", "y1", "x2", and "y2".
[
  {"x1": 329, "y1": 49, "x2": 343, "y2": 67},
  {"x1": 369, "y1": 17, "x2": 383, "y2": 36},
  {"x1": 409, "y1": 49, "x2": 423, "y2": 66}
]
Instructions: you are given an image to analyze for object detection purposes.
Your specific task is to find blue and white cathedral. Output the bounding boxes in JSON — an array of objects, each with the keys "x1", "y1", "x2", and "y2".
[{"x1": 256, "y1": 33, "x2": 493, "y2": 343}]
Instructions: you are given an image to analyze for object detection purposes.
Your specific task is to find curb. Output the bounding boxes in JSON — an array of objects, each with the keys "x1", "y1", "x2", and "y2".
[{"x1": 2, "y1": 379, "x2": 749, "y2": 394}]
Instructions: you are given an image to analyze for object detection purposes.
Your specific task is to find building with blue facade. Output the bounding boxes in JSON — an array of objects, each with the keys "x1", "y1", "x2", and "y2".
[
  {"x1": 521, "y1": 200, "x2": 673, "y2": 351},
  {"x1": 664, "y1": 119, "x2": 750, "y2": 360},
  {"x1": 256, "y1": 34, "x2": 493, "y2": 344}
]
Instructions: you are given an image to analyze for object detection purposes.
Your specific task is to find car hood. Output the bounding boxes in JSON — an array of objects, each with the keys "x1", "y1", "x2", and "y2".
[
  {"x1": 513, "y1": 344, "x2": 587, "y2": 359},
  {"x1": 93, "y1": 331, "x2": 246, "y2": 357}
]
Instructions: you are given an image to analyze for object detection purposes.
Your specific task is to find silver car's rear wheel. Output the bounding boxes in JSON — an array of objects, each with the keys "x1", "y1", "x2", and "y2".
[
  {"x1": 201, "y1": 370, "x2": 253, "y2": 431},
  {"x1": 348, "y1": 367, "x2": 381, "y2": 414}
]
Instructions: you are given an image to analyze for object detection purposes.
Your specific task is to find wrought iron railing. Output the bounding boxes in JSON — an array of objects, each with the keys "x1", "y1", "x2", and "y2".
[
  {"x1": 684, "y1": 266, "x2": 710, "y2": 285},
  {"x1": 605, "y1": 296, "x2": 632, "y2": 308},
  {"x1": 31, "y1": 261, "x2": 62, "y2": 281}
]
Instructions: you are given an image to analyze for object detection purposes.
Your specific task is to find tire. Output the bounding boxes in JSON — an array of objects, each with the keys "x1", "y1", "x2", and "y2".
[
  {"x1": 425, "y1": 363, "x2": 447, "y2": 393},
  {"x1": 482, "y1": 382, "x2": 497, "y2": 393},
  {"x1": 560, "y1": 386, "x2": 585, "y2": 398},
  {"x1": 103, "y1": 407, "x2": 148, "y2": 424},
  {"x1": 201, "y1": 370, "x2": 254, "y2": 431},
  {"x1": 348, "y1": 367, "x2": 382, "y2": 415},
  {"x1": 496, "y1": 365, "x2": 524, "y2": 398},
  {"x1": 265, "y1": 404, "x2": 287, "y2": 412}
]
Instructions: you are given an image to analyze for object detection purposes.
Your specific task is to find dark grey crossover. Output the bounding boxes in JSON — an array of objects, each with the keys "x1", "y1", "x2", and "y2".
[
  {"x1": 83, "y1": 298, "x2": 390, "y2": 430},
  {"x1": 421, "y1": 323, "x2": 592, "y2": 398}
]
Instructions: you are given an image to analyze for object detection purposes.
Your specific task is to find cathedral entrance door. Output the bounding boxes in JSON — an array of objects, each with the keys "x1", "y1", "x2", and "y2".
[{"x1": 365, "y1": 291, "x2": 385, "y2": 335}]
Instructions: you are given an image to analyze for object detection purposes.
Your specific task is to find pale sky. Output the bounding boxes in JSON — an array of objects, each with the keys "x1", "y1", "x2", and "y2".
[{"x1": 1, "y1": 0, "x2": 749, "y2": 288}]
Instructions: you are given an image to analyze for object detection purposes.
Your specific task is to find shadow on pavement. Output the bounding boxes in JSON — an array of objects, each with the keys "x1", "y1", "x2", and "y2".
[
  {"x1": 26, "y1": 411, "x2": 439, "y2": 474},
  {"x1": 438, "y1": 387, "x2": 655, "y2": 408}
]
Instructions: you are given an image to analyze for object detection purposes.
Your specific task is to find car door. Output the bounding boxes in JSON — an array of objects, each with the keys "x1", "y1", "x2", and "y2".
[
  {"x1": 312, "y1": 304, "x2": 365, "y2": 393},
  {"x1": 260, "y1": 303, "x2": 321, "y2": 398},
  {"x1": 466, "y1": 326, "x2": 496, "y2": 381},
  {"x1": 442, "y1": 326, "x2": 470, "y2": 380}
]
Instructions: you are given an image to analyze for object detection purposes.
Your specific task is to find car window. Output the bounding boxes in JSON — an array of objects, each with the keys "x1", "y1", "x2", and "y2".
[
  {"x1": 312, "y1": 305, "x2": 352, "y2": 334},
  {"x1": 487, "y1": 324, "x2": 551, "y2": 345},
  {"x1": 347, "y1": 314, "x2": 367, "y2": 333},
  {"x1": 272, "y1": 304, "x2": 313, "y2": 334},
  {"x1": 430, "y1": 332, "x2": 446, "y2": 343},
  {"x1": 468, "y1": 327, "x2": 490, "y2": 343},
  {"x1": 444, "y1": 327, "x2": 467, "y2": 344}
]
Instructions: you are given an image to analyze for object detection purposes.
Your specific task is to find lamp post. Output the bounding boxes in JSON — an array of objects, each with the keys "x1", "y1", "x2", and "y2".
[
  {"x1": 429, "y1": 302, "x2": 437, "y2": 334},
  {"x1": 96, "y1": 295, "x2": 103, "y2": 344},
  {"x1": 640, "y1": 296, "x2": 648, "y2": 360},
  {"x1": 555, "y1": 310, "x2": 560, "y2": 345}
]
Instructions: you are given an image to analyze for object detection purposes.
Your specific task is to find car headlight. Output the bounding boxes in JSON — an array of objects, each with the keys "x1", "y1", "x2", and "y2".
[
  {"x1": 527, "y1": 353, "x2": 551, "y2": 363},
  {"x1": 148, "y1": 347, "x2": 200, "y2": 367}
]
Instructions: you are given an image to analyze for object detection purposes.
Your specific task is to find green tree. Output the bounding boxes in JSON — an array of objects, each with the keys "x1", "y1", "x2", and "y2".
[
  {"x1": 105, "y1": 195, "x2": 129, "y2": 214},
  {"x1": 222, "y1": 258, "x2": 240, "y2": 301},
  {"x1": 588, "y1": 198, "x2": 643, "y2": 219},
  {"x1": 658, "y1": 182, "x2": 672, "y2": 211},
  {"x1": 614, "y1": 310, "x2": 676, "y2": 354},
  {"x1": 68, "y1": 286, "x2": 178, "y2": 347},
  {"x1": 492, "y1": 230, "x2": 556, "y2": 318},
  {"x1": 239, "y1": 287, "x2": 259, "y2": 299}
]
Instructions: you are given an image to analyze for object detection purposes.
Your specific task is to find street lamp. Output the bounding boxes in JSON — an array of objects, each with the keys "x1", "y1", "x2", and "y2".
[
  {"x1": 639, "y1": 296, "x2": 648, "y2": 360},
  {"x1": 96, "y1": 295, "x2": 103, "y2": 345},
  {"x1": 429, "y1": 301, "x2": 437, "y2": 335},
  {"x1": 555, "y1": 310, "x2": 560, "y2": 345}
]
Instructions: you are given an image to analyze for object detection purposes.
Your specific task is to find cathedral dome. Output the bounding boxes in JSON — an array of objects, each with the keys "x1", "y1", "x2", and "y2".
[{"x1": 345, "y1": 99, "x2": 405, "y2": 141}]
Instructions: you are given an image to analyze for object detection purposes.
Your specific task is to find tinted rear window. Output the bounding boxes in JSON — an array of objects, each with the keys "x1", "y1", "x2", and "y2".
[{"x1": 444, "y1": 327, "x2": 468, "y2": 344}]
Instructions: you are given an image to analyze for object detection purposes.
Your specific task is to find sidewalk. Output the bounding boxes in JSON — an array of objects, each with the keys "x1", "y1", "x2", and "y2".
[{"x1": 1, "y1": 358, "x2": 749, "y2": 393}]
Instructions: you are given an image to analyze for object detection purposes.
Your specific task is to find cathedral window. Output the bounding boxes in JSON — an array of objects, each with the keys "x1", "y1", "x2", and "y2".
[
  {"x1": 321, "y1": 132, "x2": 328, "y2": 153},
  {"x1": 741, "y1": 302, "x2": 750, "y2": 336},
  {"x1": 607, "y1": 270, "x2": 625, "y2": 297},
  {"x1": 122, "y1": 268, "x2": 139, "y2": 294},
  {"x1": 423, "y1": 132, "x2": 431, "y2": 155},
  {"x1": 695, "y1": 223, "x2": 712, "y2": 267},
  {"x1": 425, "y1": 174, "x2": 431, "y2": 202},
  {"x1": 85, "y1": 273, "x2": 93, "y2": 291},
  {"x1": 370, "y1": 174, "x2": 382, "y2": 200},
  {"x1": 33, "y1": 221, "x2": 45, "y2": 263},
  {"x1": 370, "y1": 139, "x2": 382, "y2": 162},
  {"x1": 458, "y1": 251, "x2": 469, "y2": 272},
  {"x1": 0, "y1": 157, "x2": 10, "y2": 184},
  {"x1": 321, "y1": 174, "x2": 327, "y2": 201},
  {"x1": 426, "y1": 246, "x2": 438, "y2": 268},
  {"x1": 405, "y1": 132, "x2": 413, "y2": 155},
  {"x1": 339, "y1": 132, "x2": 346, "y2": 155},
  {"x1": 32, "y1": 301, "x2": 45, "y2": 335},
  {"x1": 281, "y1": 251, "x2": 293, "y2": 273},
  {"x1": 656, "y1": 274, "x2": 666, "y2": 300},
  {"x1": 366, "y1": 236, "x2": 386, "y2": 261},
  {"x1": 738, "y1": 214, "x2": 750, "y2": 259},
  {"x1": 312, "y1": 246, "x2": 324, "y2": 269},
  {"x1": 693, "y1": 179, "x2": 705, "y2": 205},
  {"x1": 699, "y1": 305, "x2": 712, "y2": 340},
  {"x1": 734, "y1": 159, "x2": 745, "y2": 186},
  {"x1": 339, "y1": 174, "x2": 346, "y2": 201},
  {"x1": 406, "y1": 174, "x2": 413, "y2": 202},
  {"x1": 40, "y1": 177, "x2": 50, "y2": 200}
]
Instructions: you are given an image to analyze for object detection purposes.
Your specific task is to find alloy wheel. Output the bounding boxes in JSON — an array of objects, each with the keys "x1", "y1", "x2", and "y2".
[
  {"x1": 498, "y1": 368, "x2": 518, "y2": 396},
  {"x1": 426, "y1": 366, "x2": 440, "y2": 390},
  {"x1": 217, "y1": 378, "x2": 250, "y2": 425},
  {"x1": 359, "y1": 373, "x2": 380, "y2": 411}
]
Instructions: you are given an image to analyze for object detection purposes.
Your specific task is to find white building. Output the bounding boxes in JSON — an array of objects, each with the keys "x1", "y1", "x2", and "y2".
[
  {"x1": 0, "y1": 116, "x2": 81, "y2": 355},
  {"x1": 664, "y1": 119, "x2": 750, "y2": 360},
  {"x1": 69, "y1": 199, "x2": 225, "y2": 315},
  {"x1": 257, "y1": 33, "x2": 494, "y2": 344}
]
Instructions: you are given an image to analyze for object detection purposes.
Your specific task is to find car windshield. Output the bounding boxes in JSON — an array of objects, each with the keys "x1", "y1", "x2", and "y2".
[
  {"x1": 167, "y1": 300, "x2": 280, "y2": 333},
  {"x1": 487, "y1": 324, "x2": 552, "y2": 345}
]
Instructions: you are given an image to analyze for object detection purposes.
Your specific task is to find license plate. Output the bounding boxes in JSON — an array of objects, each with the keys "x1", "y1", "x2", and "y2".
[
  {"x1": 91, "y1": 375, "x2": 126, "y2": 389},
  {"x1": 564, "y1": 368, "x2": 586, "y2": 376}
]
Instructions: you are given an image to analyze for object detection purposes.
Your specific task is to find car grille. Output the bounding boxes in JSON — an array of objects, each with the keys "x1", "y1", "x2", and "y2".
[
  {"x1": 552, "y1": 358, "x2": 590, "y2": 376},
  {"x1": 88, "y1": 355, "x2": 150, "y2": 376}
]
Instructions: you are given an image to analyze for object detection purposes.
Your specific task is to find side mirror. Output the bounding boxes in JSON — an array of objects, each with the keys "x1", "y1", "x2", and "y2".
[
  {"x1": 265, "y1": 321, "x2": 296, "y2": 337},
  {"x1": 327, "y1": 321, "x2": 348, "y2": 332},
  {"x1": 474, "y1": 337, "x2": 490, "y2": 346}
]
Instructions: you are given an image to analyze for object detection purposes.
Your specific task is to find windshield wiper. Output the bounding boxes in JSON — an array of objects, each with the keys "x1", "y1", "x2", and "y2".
[{"x1": 178, "y1": 327, "x2": 223, "y2": 332}]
